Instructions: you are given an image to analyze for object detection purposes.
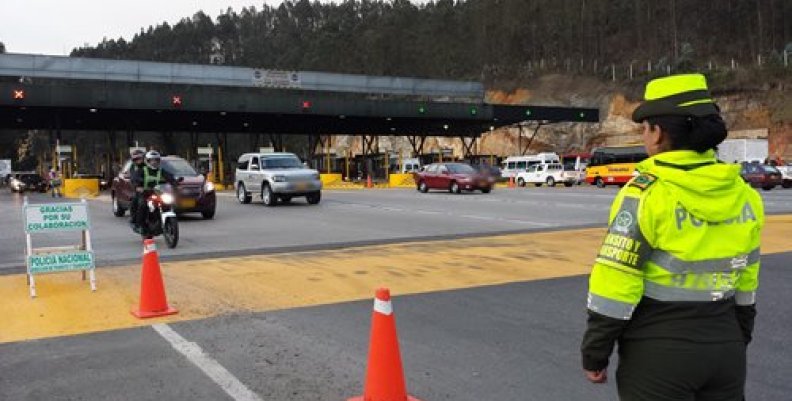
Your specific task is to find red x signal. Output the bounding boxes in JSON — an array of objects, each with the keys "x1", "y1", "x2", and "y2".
[
  {"x1": 12, "y1": 89, "x2": 25, "y2": 100},
  {"x1": 171, "y1": 95, "x2": 183, "y2": 107}
]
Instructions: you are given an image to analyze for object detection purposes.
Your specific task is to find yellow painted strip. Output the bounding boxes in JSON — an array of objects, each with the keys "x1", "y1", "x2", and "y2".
[{"x1": 1, "y1": 215, "x2": 791, "y2": 344}]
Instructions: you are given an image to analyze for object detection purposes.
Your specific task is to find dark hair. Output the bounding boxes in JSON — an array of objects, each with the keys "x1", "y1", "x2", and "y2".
[{"x1": 646, "y1": 114, "x2": 728, "y2": 153}]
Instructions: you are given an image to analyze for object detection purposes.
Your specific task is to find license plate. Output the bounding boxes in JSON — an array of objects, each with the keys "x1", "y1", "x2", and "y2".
[
  {"x1": 179, "y1": 199, "x2": 196, "y2": 208},
  {"x1": 295, "y1": 182, "x2": 309, "y2": 190}
]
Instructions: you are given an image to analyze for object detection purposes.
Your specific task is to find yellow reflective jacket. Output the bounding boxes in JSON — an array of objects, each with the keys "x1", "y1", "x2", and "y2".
[{"x1": 581, "y1": 150, "x2": 763, "y2": 371}]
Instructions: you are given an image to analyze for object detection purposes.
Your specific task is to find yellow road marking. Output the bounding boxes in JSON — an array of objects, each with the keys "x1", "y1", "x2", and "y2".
[{"x1": 1, "y1": 215, "x2": 791, "y2": 344}]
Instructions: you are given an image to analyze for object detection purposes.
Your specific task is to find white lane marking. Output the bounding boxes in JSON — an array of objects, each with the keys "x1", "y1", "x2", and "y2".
[{"x1": 152, "y1": 324, "x2": 264, "y2": 401}]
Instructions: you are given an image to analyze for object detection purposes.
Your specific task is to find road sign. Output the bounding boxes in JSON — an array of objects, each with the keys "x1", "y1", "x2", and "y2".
[
  {"x1": 56, "y1": 145, "x2": 73, "y2": 153},
  {"x1": 28, "y1": 251, "x2": 95, "y2": 274},
  {"x1": 253, "y1": 69, "x2": 301, "y2": 88},
  {"x1": 197, "y1": 147, "x2": 214, "y2": 156},
  {"x1": 24, "y1": 203, "x2": 90, "y2": 233},
  {"x1": 23, "y1": 198, "x2": 96, "y2": 297}
]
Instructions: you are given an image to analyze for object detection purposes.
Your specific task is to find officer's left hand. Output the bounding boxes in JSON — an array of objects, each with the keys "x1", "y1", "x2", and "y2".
[{"x1": 584, "y1": 369, "x2": 608, "y2": 384}]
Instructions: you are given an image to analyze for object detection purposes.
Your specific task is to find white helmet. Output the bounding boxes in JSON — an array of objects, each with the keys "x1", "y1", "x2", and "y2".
[{"x1": 145, "y1": 151, "x2": 161, "y2": 169}]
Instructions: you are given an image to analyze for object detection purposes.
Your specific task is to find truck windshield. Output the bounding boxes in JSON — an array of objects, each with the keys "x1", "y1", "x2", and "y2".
[{"x1": 262, "y1": 157, "x2": 302, "y2": 169}]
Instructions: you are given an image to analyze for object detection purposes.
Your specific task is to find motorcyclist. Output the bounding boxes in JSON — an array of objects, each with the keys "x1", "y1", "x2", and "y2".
[
  {"x1": 128, "y1": 149, "x2": 146, "y2": 231},
  {"x1": 132, "y1": 151, "x2": 177, "y2": 235}
]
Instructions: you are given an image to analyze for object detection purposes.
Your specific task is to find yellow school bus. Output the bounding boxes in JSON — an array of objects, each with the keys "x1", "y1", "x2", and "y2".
[{"x1": 585, "y1": 145, "x2": 648, "y2": 187}]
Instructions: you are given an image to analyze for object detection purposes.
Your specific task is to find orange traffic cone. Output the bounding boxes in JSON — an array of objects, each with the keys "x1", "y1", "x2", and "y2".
[
  {"x1": 508, "y1": 175, "x2": 515, "y2": 188},
  {"x1": 131, "y1": 239, "x2": 178, "y2": 319},
  {"x1": 348, "y1": 288, "x2": 423, "y2": 401},
  {"x1": 366, "y1": 175, "x2": 373, "y2": 189}
]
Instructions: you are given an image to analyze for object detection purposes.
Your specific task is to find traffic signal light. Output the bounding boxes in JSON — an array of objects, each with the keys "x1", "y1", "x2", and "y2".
[
  {"x1": 470, "y1": 107, "x2": 478, "y2": 116},
  {"x1": 302, "y1": 100, "x2": 312, "y2": 111},
  {"x1": 525, "y1": 109, "x2": 532, "y2": 117},
  {"x1": 12, "y1": 89, "x2": 25, "y2": 101},
  {"x1": 418, "y1": 106, "x2": 426, "y2": 114},
  {"x1": 171, "y1": 95, "x2": 183, "y2": 108}
]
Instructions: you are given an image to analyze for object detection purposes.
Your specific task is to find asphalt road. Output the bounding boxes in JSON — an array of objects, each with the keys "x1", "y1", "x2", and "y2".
[
  {"x1": 2, "y1": 186, "x2": 791, "y2": 272},
  {"x1": 2, "y1": 252, "x2": 790, "y2": 401}
]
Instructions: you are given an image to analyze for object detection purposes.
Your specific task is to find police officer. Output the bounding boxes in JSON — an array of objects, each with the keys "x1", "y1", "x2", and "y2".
[
  {"x1": 132, "y1": 151, "x2": 176, "y2": 235},
  {"x1": 128, "y1": 149, "x2": 146, "y2": 231},
  {"x1": 581, "y1": 73, "x2": 762, "y2": 401}
]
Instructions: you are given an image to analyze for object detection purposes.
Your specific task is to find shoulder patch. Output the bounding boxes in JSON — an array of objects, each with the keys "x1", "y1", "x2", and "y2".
[{"x1": 628, "y1": 173, "x2": 657, "y2": 191}]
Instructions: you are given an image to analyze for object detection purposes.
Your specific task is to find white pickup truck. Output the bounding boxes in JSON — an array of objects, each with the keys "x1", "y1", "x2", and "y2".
[
  {"x1": 777, "y1": 164, "x2": 792, "y2": 188},
  {"x1": 516, "y1": 163, "x2": 578, "y2": 187}
]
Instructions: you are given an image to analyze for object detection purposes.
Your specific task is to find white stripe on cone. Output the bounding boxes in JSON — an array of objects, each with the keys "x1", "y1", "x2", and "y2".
[
  {"x1": 144, "y1": 241, "x2": 157, "y2": 254},
  {"x1": 373, "y1": 299, "x2": 393, "y2": 316}
]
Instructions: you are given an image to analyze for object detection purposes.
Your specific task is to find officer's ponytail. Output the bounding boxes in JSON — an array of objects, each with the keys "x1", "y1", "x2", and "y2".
[{"x1": 646, "y1": 114, "x2": 728, "y2": 153}]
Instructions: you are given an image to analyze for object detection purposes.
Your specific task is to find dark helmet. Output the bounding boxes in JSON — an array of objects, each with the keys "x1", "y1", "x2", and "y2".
[{"x1": 130, "y1": 149, "x2": 145, "y2": 162}]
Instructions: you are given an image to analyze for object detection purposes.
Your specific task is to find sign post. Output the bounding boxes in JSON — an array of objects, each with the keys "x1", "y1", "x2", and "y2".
[{"x1": 23, "y1": 198, "x2": 96, "y2": 297}]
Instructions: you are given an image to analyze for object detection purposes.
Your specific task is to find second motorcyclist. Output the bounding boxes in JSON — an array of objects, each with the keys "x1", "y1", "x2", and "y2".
[
  {"x1": 128, "y1": 149, "x2": 146, "y2": 232},
  {"x1": 132, "y1": 151, "x2": 178, "y2": 235}
]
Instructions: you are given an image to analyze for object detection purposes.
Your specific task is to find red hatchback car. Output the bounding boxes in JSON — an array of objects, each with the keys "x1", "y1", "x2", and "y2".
[{"x1": 415, "y1": 163, "x2": 494, "y2": 194}]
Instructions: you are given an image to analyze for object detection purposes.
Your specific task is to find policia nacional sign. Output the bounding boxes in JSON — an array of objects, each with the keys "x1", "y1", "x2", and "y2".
[{"x1": 23, "y1": 198, "x2": 97, "y2": 297}]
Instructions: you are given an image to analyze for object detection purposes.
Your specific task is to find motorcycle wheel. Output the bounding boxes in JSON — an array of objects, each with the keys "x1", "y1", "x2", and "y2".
[{"x1": 163, "y1": 218, "x2": 179, "y2": 248}]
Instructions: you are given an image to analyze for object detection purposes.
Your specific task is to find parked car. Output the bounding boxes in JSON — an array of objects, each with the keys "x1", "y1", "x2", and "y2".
[
  {"x1": 516, "y1": 163, "x2": 578, "y2": 187},
  {"x1": 415, "y1": 162, "x2": 493, "y2": 194},
  {"x1": 73, "y1": 173, "x2": 110, "y2": 190},
  {"x1": 740, "y1": 163, "x2": 783, "y2": 191},
  {"x1": 9, "y1": 172, "x2": 48, "y2": 193},
  {"x1": 112, "y1": 156, "x2": 217, "y2": 219},
  {"x1": 234, "y1": 152, "x2": 322, "y2": 206}
]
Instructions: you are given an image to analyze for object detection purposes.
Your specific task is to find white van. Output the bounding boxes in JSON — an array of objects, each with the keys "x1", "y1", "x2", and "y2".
[
  {"x1": 400, "y1": 158, "x2": 421, "y2": 173},
  {"x1": 501, "y1": 153, "x2": 561, "y2": 178}
]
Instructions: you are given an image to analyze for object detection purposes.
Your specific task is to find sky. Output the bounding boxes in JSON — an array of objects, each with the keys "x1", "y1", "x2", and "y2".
[{"x1": 0, "y1": 1, "x2": 428, "y2": 56}]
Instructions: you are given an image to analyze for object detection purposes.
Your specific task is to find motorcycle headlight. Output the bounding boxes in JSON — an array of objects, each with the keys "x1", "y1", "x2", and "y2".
[
  {"x1": 204, "y1": 181, "x2": 215, "y2": 192},
  {"x1": 160, "y1": 193, "x2": 174, "y2": 205},
  {"x1": 272, "y1": 175, "x2": 287, "y2": 182}
]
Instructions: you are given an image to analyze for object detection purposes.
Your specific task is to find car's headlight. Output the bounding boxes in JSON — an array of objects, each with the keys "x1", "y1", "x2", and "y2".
[
  {"x1": 204, "y1": 181, "x2": 215, "y2": 192},
  {"x1": 272, "y1": 175, "x2": 286, "y2": 182},
  {"x1": 160, "y1": 193, "x2": 174, "y2": 204}
]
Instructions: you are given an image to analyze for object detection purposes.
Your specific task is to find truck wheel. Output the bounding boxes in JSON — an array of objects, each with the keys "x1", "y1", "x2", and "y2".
[
  {"x1": 307, "y1": 191, "x2": 321, "y2": 205},
  {"x1": 262, "y1": 183, "x2": 277, "y2": 207},
  {"x1": 595, "y1": 177, "x2": 605, "y2": 188},
  {"x1": 237, "y1": 183, "x2": 251, "y2": 204},
  {"x1": 546, "y1": 177, "x2": 556, "y2": 187},
  {"x1": 517, "y1": 178, "x2": 526, "y2": 187}
]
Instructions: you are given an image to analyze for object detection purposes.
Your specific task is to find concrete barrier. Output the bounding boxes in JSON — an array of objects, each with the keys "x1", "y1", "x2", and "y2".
[
  {"x1": 63, "y1": 179, "x2": 100, "y2": 198},
  {"x1": 389, "y1": 173, "x2": 416, "y2": 188}
]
